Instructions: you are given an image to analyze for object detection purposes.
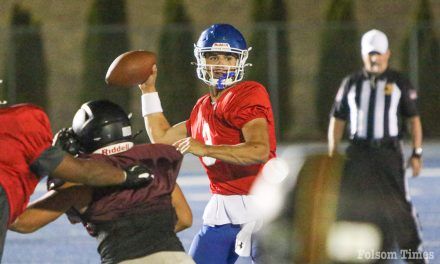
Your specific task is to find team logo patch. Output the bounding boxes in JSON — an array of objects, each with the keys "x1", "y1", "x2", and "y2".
[
  {"x1": 94, "y1": 142, "x2": 134, "y2": 155},
  {"x1": 385, "y1": 83, "x2": 394, "y2": 95},
  {"x1": 212, "y1": 42, "x2": 231, "y2": 51}
]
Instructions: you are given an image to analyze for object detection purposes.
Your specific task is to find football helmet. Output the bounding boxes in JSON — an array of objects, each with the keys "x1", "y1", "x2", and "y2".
[
  {"x1": 72, "y1": 100, "x2": 132, "y2": 153},
  {"x1": 194, "y1": 24, "x2": 251, "y2": 89}
]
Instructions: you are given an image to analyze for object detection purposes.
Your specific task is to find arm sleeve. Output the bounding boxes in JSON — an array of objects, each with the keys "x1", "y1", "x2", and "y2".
[
  {"x1": 30, "y1": 146, "x2": 66, "y2": 177},
  {"x1": 186, "y1": 97, "x2": 205, "y2": 138},
  {"x1": 19, "y1": 105, "x2": 54, "y2": 165},
  {"x1": 398, "y1": 76, "x2": 419, "y2": 117},
  {"x1": 222, "y1": 85, "x2": 272, "y2": 129},
  {"x1": 185, "y1": 119, "x2": 192, "y2": 137},
  {"x1": 331, "y1": 77, "x2": 350, "y2": 120}
]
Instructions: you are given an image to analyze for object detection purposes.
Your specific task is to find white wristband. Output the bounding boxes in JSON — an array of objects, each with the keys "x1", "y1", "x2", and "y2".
[{"x1": 141, "y1": 92, "x2": 163, "y2": 116}]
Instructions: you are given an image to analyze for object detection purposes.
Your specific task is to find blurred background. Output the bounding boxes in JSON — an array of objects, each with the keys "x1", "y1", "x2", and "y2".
[
  {"x1": 0, "y1": 0, "x2": 438, "y2": 142},
  {"x1": 1, "y1": 0, "x2": 439, "y2": 263}
]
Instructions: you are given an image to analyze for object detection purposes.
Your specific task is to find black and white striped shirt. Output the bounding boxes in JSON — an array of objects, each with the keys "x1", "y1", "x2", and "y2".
[{"x1": 331, "y1": 69, "x2": 419, "y2": 140}]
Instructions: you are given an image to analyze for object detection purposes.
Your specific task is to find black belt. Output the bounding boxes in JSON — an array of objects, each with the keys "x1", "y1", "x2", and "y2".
[{"x1": 351, "y1": 138, "x2": 400, "y2": 149}]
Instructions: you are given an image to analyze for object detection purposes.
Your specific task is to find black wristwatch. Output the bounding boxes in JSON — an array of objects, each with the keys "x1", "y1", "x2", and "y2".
[{"x1": 411, "y1": 147, "x2": 423, "y2": 159}]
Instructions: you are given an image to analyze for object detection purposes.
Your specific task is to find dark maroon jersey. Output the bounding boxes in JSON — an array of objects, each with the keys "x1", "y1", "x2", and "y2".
[
  {"x1": 71, "y1": 143, "x2": 183, "y2": 223},
  {"x1": 65, "y1": 143, "x2": 185, "y2": 263}
]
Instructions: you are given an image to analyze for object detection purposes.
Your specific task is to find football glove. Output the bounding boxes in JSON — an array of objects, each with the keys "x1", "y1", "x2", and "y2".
[
  {"x1": 53, "y1": 127, "x2": 81, "y2": 156},
  {"x1": 123, "y1": 165, "x2": 155, "y2": 188},
  {"x1": 46, "y1": 176, "x2": 66, "y2": 191}
]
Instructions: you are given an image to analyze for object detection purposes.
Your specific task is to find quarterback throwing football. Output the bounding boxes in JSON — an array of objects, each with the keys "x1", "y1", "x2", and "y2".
[{"x1": 139, "y1": 24, "x2": 277, "y2": 263}]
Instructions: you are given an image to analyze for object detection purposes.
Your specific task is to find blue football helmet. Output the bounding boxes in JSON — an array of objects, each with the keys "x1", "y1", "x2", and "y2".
[{"x1": 194, "y1": 24, "x2": 252, "y2": 89}]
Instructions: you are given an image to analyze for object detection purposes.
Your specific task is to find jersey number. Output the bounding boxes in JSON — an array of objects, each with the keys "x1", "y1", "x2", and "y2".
[{"x1": 202, "y1": 122, "x2": 216, "y2": 166}]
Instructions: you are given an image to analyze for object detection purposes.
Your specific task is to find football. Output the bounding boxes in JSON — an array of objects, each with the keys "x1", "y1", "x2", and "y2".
[{"x1": 105, "y1": 50, "x2": 156, "y2": 87}]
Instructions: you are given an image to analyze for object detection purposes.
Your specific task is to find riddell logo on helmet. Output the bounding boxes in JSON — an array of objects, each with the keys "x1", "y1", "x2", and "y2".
[
  {"x1": 212, "y1": 43, "x2": 231, "y2": 50},
  {"x1": 94, "y1": 142, "x2": 134, "y2": 155}
]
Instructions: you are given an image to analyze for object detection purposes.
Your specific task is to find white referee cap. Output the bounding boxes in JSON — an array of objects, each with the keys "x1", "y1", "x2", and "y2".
[{"x1": 361, "y1": 29, "x2": 388, "y2": 56}]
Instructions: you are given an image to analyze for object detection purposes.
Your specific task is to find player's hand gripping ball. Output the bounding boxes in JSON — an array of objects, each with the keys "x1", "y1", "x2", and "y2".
[{"x1": 105, "y1": 50, "x2": 156, "y2": 87}]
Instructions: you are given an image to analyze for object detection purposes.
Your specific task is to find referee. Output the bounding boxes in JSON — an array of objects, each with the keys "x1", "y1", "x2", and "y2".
[{"x1": 328, "y1": 29, "x2": 425, "y2": 263}]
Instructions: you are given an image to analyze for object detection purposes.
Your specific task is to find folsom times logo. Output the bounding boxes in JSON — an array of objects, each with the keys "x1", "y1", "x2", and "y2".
[{"x1": 358, "y1": 249, "x2": 434, "y2": 261}]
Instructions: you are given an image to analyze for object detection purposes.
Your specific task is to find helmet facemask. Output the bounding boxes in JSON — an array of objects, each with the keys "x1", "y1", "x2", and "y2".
[{"x1": 194, "y1": 45, "x2": 251, "y2": 89}]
